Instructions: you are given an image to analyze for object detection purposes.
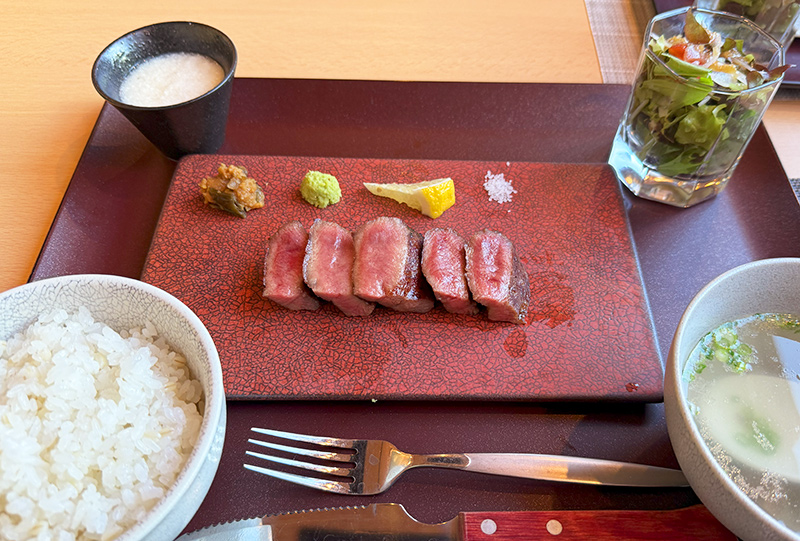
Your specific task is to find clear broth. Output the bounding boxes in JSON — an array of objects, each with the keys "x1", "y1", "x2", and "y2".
[{"x1": 685, "y1": 313, "x2": 800, "y2": 533}]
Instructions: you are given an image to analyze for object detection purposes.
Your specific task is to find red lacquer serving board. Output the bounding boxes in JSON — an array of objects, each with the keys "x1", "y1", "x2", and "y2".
[{"x1": 141, "y1": 154, "x2": 661, "y2": 401}]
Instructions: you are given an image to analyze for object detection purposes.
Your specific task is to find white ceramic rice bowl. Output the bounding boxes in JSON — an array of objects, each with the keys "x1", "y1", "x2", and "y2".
[
  {"x1": 0, "y1": 274, "x2": 226, "y2": 541},
  {"x1": 665, "y1": 258, "x2": 800, "y2": 541}
]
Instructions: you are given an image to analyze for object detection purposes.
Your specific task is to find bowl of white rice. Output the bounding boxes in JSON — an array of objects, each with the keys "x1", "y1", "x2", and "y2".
[{"x1": 0, "y1": 274, "x2": 226, "y2": 541}]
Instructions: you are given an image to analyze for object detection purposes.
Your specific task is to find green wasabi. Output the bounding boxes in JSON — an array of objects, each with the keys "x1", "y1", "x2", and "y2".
[{"x1": 300, "y1": 170, "x2": 341, "y2": 208}]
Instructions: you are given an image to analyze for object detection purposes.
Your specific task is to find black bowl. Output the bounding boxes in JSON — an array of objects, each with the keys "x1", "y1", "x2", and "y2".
[{"x1": 92, "y1": 21, "x2": 237, "y2": 160}]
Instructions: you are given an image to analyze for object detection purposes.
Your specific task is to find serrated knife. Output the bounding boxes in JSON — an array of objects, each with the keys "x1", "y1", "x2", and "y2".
[{"x1": 176, "y1": 503, "x2": 735, "y2": 540}]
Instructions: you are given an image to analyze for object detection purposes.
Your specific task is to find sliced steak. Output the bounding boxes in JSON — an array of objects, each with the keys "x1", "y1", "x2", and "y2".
[
  {"x1": 303, "y1": 219, "x2": 375, "y2": 317},
  {"x1": 262, "y1": 221, "x2": 321, "y2": 311},
  {"x1": 465, "y1": 229, "x2": 530, "y2": 324},
  {"x1": 353, "y1": 217, "x2": 435, "y2": 313},
  {"x1": 421, "y1": 228, "x2": 479, "y2": 315}
]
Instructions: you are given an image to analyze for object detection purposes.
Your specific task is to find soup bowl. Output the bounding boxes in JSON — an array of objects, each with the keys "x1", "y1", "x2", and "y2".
[{"x1": 665, "y1": 258, "x2": 800, "y2": 541}]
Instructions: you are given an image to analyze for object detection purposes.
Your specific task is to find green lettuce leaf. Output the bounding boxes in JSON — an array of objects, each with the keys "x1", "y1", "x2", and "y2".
[
  {"x1": 639, "y1": 76, "x2": 711, "y2": 108},
  {"x1": 675, "y1": 104, "x2": 728, "y2": 150},
  {"x1": 664, "y1": 54, "x2": 714, "y2": 79}
]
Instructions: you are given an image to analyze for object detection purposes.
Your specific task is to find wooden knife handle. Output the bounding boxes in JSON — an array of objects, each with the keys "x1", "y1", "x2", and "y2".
[{"x1": 461, "y1": 505, "x2": 736, "y2": 540}]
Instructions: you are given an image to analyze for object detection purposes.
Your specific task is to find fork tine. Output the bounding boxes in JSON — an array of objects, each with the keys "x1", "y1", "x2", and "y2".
[
  {"x1": 243, "y1": 463, "x2": 353, "y2": 494},
  {"x1": 247, "y1": 438, "x2": 354, "y2": 462},
  {"x1": 250, "y1": 427, "x2": 356, "y2": 448},
  {"x1": 245, "y1": 450, "x2": 352, "y2": 476}
]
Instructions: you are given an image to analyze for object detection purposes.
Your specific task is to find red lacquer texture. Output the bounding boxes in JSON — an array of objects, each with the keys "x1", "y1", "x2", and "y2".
[{"x1": 141, "y1": 155, "x2": 661, "y2": 401}]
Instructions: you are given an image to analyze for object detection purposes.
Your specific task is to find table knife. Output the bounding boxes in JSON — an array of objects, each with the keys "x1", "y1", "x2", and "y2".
[{"x1": 176, "y1": 503, "x2": 735, "y2": 540}]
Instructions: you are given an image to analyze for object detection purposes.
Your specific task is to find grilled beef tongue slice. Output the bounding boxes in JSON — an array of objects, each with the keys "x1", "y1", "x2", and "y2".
[
  {"x1": 262, "y1": 221, "x2": 321, "y2": 311},
  {"x1": 421, "y1": 227, "x2": 479, "y2": 315},
  {"x1": 465, "y1": 229, "x2": 530, "y2": 324},
  {"x1": 303, "y1": 219, "x2": 375, "y2": 317},
  {"x1": 353, "y1": 217, "x2": 435, "y2": 313}
]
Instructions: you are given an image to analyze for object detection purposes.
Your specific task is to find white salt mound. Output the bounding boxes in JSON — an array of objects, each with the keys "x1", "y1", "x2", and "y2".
[
  {"x1": 0, "y1": 307, "x2": 204, "y2": 541},
  {"x1": 484, "y1": 170, "x2": 517, "y2": 203},
  {"x1": 119, "y1": 52, "x2": 225, "y2": 107}
]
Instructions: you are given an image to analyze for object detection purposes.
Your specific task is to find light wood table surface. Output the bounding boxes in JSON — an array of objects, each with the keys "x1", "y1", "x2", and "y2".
[
  {"x1": 2, "y1": 0, "x2": 798, "y2": 295},
  {"x1": 763, "y1": 96, "x2": 800, "y2": 183}
]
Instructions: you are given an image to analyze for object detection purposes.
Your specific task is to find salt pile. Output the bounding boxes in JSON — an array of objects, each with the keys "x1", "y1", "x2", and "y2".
[{"x1": 484, "y1": 170, "x2": 517, "y2": 203}]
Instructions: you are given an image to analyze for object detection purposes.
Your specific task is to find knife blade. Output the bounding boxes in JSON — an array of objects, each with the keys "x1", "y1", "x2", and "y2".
[{"x1": 176, "y1": 503, "x2": 736, "y2": 541}]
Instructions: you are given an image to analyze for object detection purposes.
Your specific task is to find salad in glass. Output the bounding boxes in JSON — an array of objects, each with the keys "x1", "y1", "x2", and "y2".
[
  {"x1": 610, "y1": 8, "x2": 788, "y2": 207},
  {"x1": 696, "y1": 0, "x2": 800, "y2": 47}
]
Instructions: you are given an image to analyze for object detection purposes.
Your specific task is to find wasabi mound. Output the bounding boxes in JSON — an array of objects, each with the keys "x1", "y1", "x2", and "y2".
[{"x1": 300, "y1": 170, "x2": 341, "y2": 208}]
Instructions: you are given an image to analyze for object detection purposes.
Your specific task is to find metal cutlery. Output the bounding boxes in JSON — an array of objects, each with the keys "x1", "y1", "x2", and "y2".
[
  {"x1": 243, "y1": 427, "x2": 688, "y2": 495},
  {"x1": 176, "y1": 502, "x2": 735, "y2": 540}
]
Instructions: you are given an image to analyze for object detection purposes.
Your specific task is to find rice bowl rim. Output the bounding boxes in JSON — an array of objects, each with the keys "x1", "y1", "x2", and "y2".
[{"x1": 0, "y1": 273, "x2": 225, "y2": 540}]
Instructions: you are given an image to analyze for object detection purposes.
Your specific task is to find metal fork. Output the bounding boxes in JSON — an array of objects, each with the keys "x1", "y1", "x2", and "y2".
[{"x1": 243, "y1": 427, "x2": 688, "y2": 495}]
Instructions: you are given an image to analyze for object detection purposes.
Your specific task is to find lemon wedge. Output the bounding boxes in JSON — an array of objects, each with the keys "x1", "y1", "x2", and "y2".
[{"x1": 363, "y1": 178, "x2": 455, "y2": 218}]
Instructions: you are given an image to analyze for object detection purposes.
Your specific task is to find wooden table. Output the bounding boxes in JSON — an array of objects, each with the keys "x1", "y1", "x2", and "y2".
[
  {"x1": 4, "y1": 0, "x2": 799, "y2": 293},
  {"x1": 0, "y1": 0, "x2": 599, "y2": 294},
  {"x1": 5, "y1": 1, "x2": 800, "y2": 539}
]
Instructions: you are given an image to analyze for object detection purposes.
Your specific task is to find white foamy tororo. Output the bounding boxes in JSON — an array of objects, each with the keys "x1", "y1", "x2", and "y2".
[{"x1": 119, "y1": 52, "x2": 225, "y2": 107}]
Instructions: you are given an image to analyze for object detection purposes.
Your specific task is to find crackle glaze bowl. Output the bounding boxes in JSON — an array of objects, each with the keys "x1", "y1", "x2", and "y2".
[
  {"x1": 0, "y1": 274, "x2": 226, "y2": 540},
  {"x1": 665, "y1": 258, "x2": 800, "y2": 541}
]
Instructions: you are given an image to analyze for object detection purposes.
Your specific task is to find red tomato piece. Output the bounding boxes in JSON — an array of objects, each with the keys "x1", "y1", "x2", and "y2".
[
  {"x1": 683, "y1": 43, "x2": 711, "y2": 66},
  {"x1": 668, "y1": 42, "x2": 687, "y2": 60}
]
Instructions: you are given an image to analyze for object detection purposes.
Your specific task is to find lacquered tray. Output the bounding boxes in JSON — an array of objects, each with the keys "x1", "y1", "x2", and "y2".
[
  {"x1": 140, "y1": 154, "x2": 660, "y2": 401},
  {"x1": 30, "y1": 80, "x2": 800, "y2": 533},
  {"x1": 33, "y1": 80, "x2": 800, "y2": 404}
]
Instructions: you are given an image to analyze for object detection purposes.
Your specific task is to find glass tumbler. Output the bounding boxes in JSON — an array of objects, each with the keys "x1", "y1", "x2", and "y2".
[
  {"x1": 695, "y1": 0, "x2": 800, "y2": 49},
  {"x1": 608, "y1": 8, "x2": 785, "y2": 208}
]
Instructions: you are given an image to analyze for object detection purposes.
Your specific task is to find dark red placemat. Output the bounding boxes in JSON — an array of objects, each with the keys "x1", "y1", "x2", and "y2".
[
  {"x1": 141, "y1": 154, "x2": 661, "y2": 401},
  {"x1": 31, "y1": 81, "x2": 800, "y2": 536}
]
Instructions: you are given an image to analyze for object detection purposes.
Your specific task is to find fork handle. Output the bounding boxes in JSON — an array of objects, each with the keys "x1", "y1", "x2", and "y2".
[{"x1": 413, "y1": 453, "x2": 688, "y2": 487}]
